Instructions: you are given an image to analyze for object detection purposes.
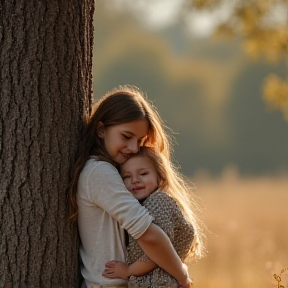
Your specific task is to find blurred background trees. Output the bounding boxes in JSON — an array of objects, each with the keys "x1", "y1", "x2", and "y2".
[
  {"x1": 185, "y1": 0, "x2": 288, "y2": 120},
  {"x1": 92, "y1": 0, "x2": 288, "y2": 177}
]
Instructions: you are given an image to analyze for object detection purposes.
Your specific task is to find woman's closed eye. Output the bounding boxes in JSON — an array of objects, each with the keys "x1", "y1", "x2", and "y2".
[{"x1": 122, "y1": 134, "x2": 131, "y2": 140}]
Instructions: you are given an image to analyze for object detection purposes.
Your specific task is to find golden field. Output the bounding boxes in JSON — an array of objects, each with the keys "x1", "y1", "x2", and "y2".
[{"x1": 188, "y1": 169, "x2": 288, "y2": 288}]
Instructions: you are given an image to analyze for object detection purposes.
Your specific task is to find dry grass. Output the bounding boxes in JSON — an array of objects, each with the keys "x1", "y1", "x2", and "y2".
[{"x1": 188, "y1": 169, "x2": 288, "y2": 288}]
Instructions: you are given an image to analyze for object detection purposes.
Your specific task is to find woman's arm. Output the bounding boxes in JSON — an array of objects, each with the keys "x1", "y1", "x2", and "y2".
[{"x1": 137, "y1": 223, "x2": 192, "y2": 288}]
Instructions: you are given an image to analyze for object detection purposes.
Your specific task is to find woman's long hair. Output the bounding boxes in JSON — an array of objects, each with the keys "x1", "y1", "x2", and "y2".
[{"x1": 67, "y1": 85, "x2": 173, "y2": 221}]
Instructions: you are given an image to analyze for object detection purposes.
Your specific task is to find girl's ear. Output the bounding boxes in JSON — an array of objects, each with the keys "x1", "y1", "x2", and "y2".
[{"x1": 97, "y1": 121, "x2": 105, "y2": 138}]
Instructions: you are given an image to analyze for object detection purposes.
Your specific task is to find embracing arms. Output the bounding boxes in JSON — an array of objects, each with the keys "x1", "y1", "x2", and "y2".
[
  {"x1": 88, "y1": 163, "x2": 192, "y2": 287},
  {"x1": 103, "y1": 223, "x2": 191, "y2": 287}
]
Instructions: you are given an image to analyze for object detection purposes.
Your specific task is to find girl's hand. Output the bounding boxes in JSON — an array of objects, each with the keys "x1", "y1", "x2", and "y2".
[{"x1": 102, "y1": 260, "x2": 130, "y2": 280}]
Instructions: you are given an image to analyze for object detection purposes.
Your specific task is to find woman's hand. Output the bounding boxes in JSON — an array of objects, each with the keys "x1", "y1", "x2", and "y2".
[
  {"x1": 178, "y1": 277, "x2": 193, "y2": 288},
  {"x1": 102, "y1": 260, "x2": 130, "y2": 280},
  {"x1": 177, "y1": 263, "x2": 193, "y2": 288}
]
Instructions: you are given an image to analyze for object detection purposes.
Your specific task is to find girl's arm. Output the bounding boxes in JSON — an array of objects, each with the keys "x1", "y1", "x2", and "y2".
[
  {"x1": 103, "y1": 259, "x2": 157, "y2": 279},
  {"x1": 136, "y1": 223, "x2": 191, "y2": 288}
]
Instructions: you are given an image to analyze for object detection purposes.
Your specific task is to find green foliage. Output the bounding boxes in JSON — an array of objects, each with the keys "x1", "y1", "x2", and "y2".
[
  {"x1": 186, "y1": 0, "x2": 288, "y2": 120},
  {"x1": 263, "y1": 74, "x2": 288, "y2": 120}
]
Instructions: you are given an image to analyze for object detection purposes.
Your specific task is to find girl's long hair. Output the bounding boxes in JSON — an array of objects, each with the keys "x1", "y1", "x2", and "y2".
[
  {"x1": 129, "y1": 146, "x2": 206, "y2": 261},
  {"x1": 67, "y1": 85, "x2": 173, "y2": 222}
]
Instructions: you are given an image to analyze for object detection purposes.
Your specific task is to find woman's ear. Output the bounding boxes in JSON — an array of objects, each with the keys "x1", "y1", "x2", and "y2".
[{"x1": 97, "y1": 121, "x2": 105, "y2": 138}]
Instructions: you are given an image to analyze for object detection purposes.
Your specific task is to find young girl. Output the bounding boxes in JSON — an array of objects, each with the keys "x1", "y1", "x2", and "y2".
[
  {"x1": 68, "y1": 85, "x2": 192, "y2": 288},
  {"x1": 103, "y1": 147, "x2": 204, "y2": 288}
]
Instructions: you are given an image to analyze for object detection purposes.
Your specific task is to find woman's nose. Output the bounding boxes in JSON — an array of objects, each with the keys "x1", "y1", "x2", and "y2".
[{"x1": 127, "y1": 139, "x2": 139, "y2": 154}]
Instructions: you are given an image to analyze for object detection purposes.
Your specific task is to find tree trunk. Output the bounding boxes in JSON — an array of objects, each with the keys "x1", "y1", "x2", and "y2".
[{"x1": 0, "y1": 1, "x2": 94, "y2": 287}]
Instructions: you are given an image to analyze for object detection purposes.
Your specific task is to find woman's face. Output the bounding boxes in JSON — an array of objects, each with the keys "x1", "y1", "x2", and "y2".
[{"x1": 97, "y1": 119, "x2": 149, "y2": 164}]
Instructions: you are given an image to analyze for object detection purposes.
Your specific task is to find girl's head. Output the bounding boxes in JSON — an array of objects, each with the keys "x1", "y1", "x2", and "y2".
[
  {"x1": 121, "y1": 146, "x2": 205, "y2": 262},
  {"x1": 120, "y1": 146, "x2": 168, "y2": 201}
]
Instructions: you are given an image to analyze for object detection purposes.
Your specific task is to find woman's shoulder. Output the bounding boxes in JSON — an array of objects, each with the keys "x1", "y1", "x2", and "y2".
[{"x1": 81, "y1": 158, "x2": 118, "y2": 179}]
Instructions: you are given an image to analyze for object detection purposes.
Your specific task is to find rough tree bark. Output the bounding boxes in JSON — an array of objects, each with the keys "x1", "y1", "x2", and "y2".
[{"x1": 0, "y1": 1, "x2": 94, "y2": 287}]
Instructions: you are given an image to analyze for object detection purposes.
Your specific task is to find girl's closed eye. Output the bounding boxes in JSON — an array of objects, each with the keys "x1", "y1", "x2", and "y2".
[
  {"x1": 141, "y1": 172, "x2": 148, "y2": 176},
  {"x1": 122, "y1": 175, "x2": 130, "y2": 180}
]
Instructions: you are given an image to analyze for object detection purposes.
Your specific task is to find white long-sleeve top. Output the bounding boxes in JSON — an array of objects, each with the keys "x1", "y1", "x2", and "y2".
[{"x1": 77, "y1": 158, "x2": 153, "y2": 287}]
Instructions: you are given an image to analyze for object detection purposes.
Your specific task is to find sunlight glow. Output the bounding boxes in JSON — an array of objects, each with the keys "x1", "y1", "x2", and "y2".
[{"x1": 108, "y1": 0, "x2": 185, "y2": 29}]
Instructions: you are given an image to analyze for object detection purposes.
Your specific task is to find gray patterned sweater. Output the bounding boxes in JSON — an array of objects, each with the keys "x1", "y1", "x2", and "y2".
[{"x1": 127, "y1": 190, "x2": 195, "y2": 288}]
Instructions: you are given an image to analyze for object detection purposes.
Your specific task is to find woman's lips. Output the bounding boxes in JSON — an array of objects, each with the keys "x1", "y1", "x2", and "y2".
[
  {"x1": 133, "y1": 186, "x2": 145, "y2": 191},
  {"x1": 120, "y1": 152, "x2": 130, "y2": 158}
]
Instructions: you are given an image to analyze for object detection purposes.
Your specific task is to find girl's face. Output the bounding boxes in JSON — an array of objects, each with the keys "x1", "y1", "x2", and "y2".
[
  {"x1": 98, "y1": 119, "x2": 149, "y2": 164},
  {"x1": 120, "y1": 155, "x2": 159, "y2": 201}
]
